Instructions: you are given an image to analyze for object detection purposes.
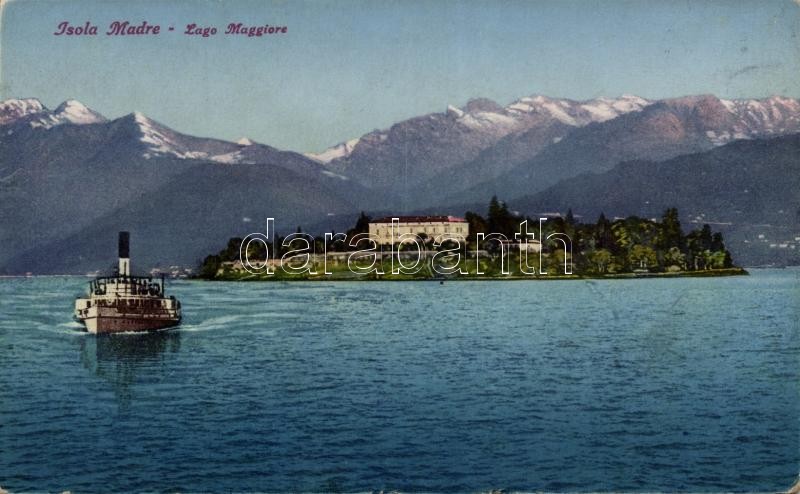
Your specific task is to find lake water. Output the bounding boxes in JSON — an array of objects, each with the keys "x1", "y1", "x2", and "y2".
[{"x1": 1, "y1": 270, "x2": 798, "y2": 493}]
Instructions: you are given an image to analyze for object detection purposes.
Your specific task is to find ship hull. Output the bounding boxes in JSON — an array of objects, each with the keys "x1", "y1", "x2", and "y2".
[{"x1": 82, "y1": 315, "x2": 181, "y2": 334}]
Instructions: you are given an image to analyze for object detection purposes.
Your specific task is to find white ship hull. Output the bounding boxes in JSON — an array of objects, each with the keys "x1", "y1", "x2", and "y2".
[
  {"x1": 81, "y1": 313, "x2": 180, "y2": 334},
  {"x1": 76, "y1": 296, "x2": 182, "y2": 334}
]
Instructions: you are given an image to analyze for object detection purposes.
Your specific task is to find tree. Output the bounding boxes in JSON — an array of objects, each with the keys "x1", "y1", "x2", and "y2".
[
  {"x1": 629, "y1": 244, "x2": 657, "y2": 270},
  {"x1": 595, "y1": 212, "x2": 614, "y2": 251},
  {"x1": 664, "y1": 246, "x2": 686, "y2": 269},
  {"x1": 565, "y1": 208, "x2": 575, "y2": 225},
  {"x1": 347, "y1": 211, "x2": 371, "y2": 236},
  {"x1": 657, "y1": 208, "x2": 684, "y2": 251},
  {"x1": 487, "y1": 195, "x2": 516, "y2": 237},
  {"x1": 588, "y1": 249, "x2": 613, "y2": 273},
  {"x1": 701, "y1": 250, "x2": 715, "y2": 270},
  {"x1": 545, "y1": 249, "x2": 572, "y2": 275},
  {"x1": 328, "y1": 230, "x2": 347, "y2": 252},
  {"x1": 465, "y1": 211, "x2": 488, "y2": 241},
  {"x1": 612, "y1": 221, "x2": 632, "y2": 250},
  {"x1": 723, "y1": 250, "x2": 733, "y2": 268},
  {"x1": 488, "y1": 195, "x2": 502, "y2": 223},
  {"x1": 199, "y1": 255, "x2": 222, "y2": 279},
  {"x1": 711, "y1": 232, "x2": 725, "y2": 252},
  {"x1": 221, "y1": 237, "x2": 245, "y2": 261},
  {"x1": 699, "y1": 224, "x2": 713, "y2": 250},
  {"x1": 686, "y1": 224, "x2": 714, "y2": 270}
]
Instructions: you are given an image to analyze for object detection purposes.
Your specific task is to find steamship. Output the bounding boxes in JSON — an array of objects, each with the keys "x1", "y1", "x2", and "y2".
[{"x1": 74, "y1": 232, "x2": 182, "y2": 334}]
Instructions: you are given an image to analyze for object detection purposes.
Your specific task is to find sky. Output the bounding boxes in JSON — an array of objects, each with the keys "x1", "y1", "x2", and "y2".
[{"x1": 1, "y1": 0, "x2": 799, "y2": 153}]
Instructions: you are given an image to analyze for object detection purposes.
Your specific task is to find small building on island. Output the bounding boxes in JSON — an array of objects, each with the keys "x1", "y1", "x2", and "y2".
[{"x1": 369, "y1": 215, "x2": 469, "y2": 245}]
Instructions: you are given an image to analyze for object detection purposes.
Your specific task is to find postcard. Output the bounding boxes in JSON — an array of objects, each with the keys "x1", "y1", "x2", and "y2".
[{"x1": 0, "y1": 0, "x2": 798, "y2": 492}]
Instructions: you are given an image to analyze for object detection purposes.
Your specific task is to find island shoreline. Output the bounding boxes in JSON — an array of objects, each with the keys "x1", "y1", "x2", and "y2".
[{"x1": 202, "y1": 267, "x2": 748, "y2": 282}]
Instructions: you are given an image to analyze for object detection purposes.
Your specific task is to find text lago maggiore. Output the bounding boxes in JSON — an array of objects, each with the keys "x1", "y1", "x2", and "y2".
[{"x1": 54, "y1": 21, "x2": 288, "y2": 37}]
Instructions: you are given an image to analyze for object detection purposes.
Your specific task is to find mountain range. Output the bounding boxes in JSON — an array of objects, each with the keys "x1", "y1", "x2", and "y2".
[
  {"x1": 1, "y1": 93, "x2": 798, "y2": 273},
  {"x1": 313, "y1": 94, "x2": 800, "y2": 206},
  {"x1": 0, "y1": 98, "x2": 384, "y2": 273}
]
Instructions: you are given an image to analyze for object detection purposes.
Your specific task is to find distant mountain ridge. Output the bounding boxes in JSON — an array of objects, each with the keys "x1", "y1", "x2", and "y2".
[
  {"x1": 511, "y1": 133, "x2": 800, "y2": 266},
  {"x1": 310, "y1": 94, "x2": 800, "y2": 206},
  {"x1": 514, "y1": 133, "x2": 800, "y2": 221}
]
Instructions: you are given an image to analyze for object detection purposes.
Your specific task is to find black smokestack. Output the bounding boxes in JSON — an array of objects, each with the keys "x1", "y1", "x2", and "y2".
[{"x1": 118, "y1": 231, "x2": 130, "y2": 258}]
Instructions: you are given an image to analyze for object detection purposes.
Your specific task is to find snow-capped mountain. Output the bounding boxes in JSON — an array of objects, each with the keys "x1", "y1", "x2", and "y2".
[
  {"x1": 645, "y1": 94, "x2": 800, "y2": 146},
  {"x1": 714, "y1": 95, "x2": 800, "y2": 144},
  {"x1": 318, "y1": 94, "x2": 654, "y2": 197},
  {"x1": 306, "y1": 138, "x2": 360, "y2": 164},
  {"x1": 135, "y1": 116, "x2": 350, "y2": 178},
  {"x1": 53, "y1": 100, "x2": 107, "y2": 125},
  {"x1": 446, "y1": 94, "x2": 800, "y2": 206},
  {"x1": 0, "y1": 98, "x2": 107, "y2": 129},
  {"x1": 311, "y1": 95, "x2": 651, "y2": 166},
  {"x1": 0, "y1": 98, "x2": 47, "y2": 125},
  {"x1": 131, "y1": 111, "x2": 230, "y2": 161},
  {"x1": 0, "y1": 99, "x2": 306, "y2": 168},
  {"x1": 504, "y1": 94, "x2": 651, "y2": 126}
]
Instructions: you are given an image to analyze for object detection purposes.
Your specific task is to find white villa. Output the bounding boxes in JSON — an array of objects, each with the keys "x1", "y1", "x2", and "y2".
[{"x1": 369, "y1": 215, "x2": 469, "y2": 244}]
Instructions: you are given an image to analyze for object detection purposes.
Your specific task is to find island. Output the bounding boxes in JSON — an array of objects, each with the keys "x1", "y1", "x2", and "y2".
[{"x1": 199, "y1": 199, "x2": 746, "y2": 281}]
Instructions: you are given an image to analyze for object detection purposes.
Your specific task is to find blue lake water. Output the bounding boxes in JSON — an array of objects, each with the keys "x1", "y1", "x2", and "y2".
[{"x1": 1, "y1": 270, "x2": 798, "y2": 493}]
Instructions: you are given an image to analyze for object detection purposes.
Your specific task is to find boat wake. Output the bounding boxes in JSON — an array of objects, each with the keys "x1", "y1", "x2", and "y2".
[
  {"x1": 178, "y1": 314, "x2": 243, "y2": 332},
  {"x1": 58, "y1": 320, "x2": 84, "y2": 329}
]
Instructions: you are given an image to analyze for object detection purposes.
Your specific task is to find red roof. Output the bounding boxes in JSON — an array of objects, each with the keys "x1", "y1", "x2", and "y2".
[{"x1": 371, "y1": 215, "x2": 467, "y2": 224}]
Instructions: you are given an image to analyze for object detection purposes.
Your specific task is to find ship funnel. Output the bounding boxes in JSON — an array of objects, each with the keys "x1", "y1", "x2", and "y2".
[{"x1": 118, "y1": 231, "x2": 130, "y2": 276}]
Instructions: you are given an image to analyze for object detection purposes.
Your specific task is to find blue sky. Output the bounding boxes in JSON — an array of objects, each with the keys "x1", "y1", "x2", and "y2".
[{"x1": 2, "y1": 0, "x2": 799, "y2": 152}]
